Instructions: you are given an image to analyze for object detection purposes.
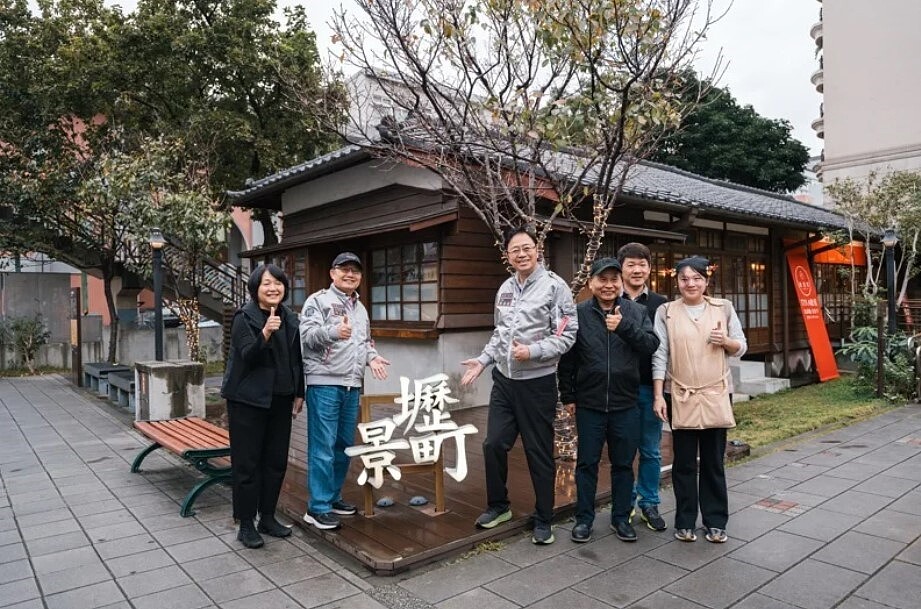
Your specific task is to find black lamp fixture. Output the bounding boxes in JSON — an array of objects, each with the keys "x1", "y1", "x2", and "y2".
[
  {"x1": 149, "y1": 228, "x2": 166, "y2": 360},
  {"x1": 882, "y1": 228, "x2": 898, "y2": 334}
]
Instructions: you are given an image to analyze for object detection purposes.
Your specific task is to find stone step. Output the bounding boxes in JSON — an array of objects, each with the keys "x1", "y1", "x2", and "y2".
[{"x1": 738, "y1": 377, "x2": 790, "y2": 396}]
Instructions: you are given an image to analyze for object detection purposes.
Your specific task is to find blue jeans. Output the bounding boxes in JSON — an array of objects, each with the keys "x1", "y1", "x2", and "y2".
[
  {"x1": 632, "y1": 385, "x2": 663, "y2": 509},
  {"x1": 575, "y1": 405, "x2": 639, "y2": 525},
  {"x1": 306, "y1": 385, "x2": 360, "y2": 514}
]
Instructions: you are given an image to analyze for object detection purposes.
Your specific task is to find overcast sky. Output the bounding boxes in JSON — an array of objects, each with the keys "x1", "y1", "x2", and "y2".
[{"x1": 92, "y1": 0, "x2": 822, "y2": 155}]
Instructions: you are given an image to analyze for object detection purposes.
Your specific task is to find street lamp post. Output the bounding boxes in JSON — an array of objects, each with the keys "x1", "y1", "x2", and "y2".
[
  {"x1": 882, "y1": 228, "x2": 898, "y2": 334},
  {"x1": 150, "y1": 228, "x2": 166, "y2": 361}
]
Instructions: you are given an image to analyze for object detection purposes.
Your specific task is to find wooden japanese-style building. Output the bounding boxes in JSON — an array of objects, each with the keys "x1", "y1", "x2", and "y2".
[{"x1": 229, "y1": 144, "x2": 861, "y2": 572}]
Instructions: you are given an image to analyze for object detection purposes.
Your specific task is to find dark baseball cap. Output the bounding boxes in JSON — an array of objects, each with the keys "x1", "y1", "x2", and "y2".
[
  {"x1": 590, "y1": 257, "x2": 622, "y2": 276},
  {"x1": 331, "y1": 252, "x2": 362, "y2": 269}
]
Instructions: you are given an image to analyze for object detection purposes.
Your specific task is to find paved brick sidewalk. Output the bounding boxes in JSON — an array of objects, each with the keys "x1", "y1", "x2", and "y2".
[{"x1": 3, "y1": 375, "x2": 921, "y2": 609}]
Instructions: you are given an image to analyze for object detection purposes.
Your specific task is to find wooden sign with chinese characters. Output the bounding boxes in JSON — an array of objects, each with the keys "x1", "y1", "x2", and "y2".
[{"x1": 785, "y1": 247, "x2": 839, "y2": 382}]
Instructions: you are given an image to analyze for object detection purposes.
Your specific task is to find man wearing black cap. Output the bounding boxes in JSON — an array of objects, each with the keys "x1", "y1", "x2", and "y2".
[
  {"x1": 299, "y1": 252, "x2": 391, "y2": 530},
  {"x1": 558, "y1": 257, "x2": 659, "y2": 543}
]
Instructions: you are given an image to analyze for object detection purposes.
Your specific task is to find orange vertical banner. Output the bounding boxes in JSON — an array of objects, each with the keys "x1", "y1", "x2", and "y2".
[{"x1": 786, "y1": 247, "x2": 840, "y2": 381}]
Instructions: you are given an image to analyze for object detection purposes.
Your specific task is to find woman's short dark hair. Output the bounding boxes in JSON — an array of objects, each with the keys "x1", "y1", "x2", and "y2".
[
  {"x1": 247, "y1": 264, "x2": 289, "y2": 302},
  {"x1": 503, "y1": 225, "x2": 538, "y2": 250},
  {"x1": 617, "y1": 242, "x2": 651, "y2": 264}
]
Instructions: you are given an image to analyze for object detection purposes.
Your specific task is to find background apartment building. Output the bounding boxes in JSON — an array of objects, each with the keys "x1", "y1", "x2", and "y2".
[{"x1": 812, "y1": 0, "x2": 921, "y2": 185}]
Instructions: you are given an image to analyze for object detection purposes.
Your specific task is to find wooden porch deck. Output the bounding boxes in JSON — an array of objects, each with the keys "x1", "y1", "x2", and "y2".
[{"x1": 277, "y1": 404, "x2": 674, "y2": 575}]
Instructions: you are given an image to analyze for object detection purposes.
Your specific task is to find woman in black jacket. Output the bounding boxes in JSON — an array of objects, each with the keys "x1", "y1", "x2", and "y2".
[{"x1": 221, "y1": 264, "x2": 304, "y2": 548}]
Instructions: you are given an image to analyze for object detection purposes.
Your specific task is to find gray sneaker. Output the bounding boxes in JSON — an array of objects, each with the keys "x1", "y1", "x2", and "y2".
[
  {"x1": 640, "y1": 506, "x2": 667, "y2": 531},
  {"x1": 475, "y1": 507, "x2": 512, "y2": 529},
  {"x1": 532, "y1": 522, "x2": 555, "y2": 545},
  {"x1": 303, "y1": 511, "x2": 341, "y2": 530}
]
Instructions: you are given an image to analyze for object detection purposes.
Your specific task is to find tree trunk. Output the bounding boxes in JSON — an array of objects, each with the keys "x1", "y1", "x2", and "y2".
[
  {"x1": 102, "y1": 266, "x2": 119, "y2": 363},
  {"x1": 253, "y1": 208, "x2": 278, "y2": 247}
]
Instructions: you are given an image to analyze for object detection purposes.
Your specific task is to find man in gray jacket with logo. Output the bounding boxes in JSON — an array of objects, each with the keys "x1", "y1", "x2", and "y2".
[
  {"x1": 461, "y1": 227, "x2": 577, "y2": 544},
  {"x1": 300, "y1": 252, "x2": 390, "y2": 530}
]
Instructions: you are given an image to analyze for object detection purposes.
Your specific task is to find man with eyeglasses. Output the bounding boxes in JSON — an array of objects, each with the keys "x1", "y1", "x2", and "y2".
[
  {"x1": 461, "y1": 227, "x2": 577, "y2": 545},
  {"x1": 299, "y1": 252, "x2": 390, "y2": 530}
]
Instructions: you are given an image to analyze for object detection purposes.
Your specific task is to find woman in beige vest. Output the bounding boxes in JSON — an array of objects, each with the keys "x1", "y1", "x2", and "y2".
[{"x1": 651, "y1": 257, "x2": 747, "y2": 543}]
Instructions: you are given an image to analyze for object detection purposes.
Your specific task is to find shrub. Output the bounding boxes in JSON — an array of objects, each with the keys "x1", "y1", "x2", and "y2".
[
  {"x1": 0, "y1": 315, "x2": 51, "y2": 374},
  {"x1": 838, "y1": 326, "x2": 915, "y2": 402}
]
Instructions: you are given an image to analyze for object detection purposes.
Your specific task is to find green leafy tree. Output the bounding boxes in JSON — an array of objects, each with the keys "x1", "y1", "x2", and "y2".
[
  {"x1": 649, "y1": 72, "x2": 810, "y2": 193},
  {"x1": 319, "y1": 0, "x2": 720, "y2": 293}
]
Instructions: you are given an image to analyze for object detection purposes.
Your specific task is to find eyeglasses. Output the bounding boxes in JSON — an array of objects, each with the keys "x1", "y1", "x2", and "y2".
[
  {"x1": 507, "y1": 245, "x2": 537, "y2": 256},
  {"x1": 335, "y1": 266, "x2": 362, "y2": 275}
]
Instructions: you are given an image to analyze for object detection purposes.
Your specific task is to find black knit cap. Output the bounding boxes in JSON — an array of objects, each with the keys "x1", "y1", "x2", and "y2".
[{"x1": 675, "y1": 256, "x2": 709, "y2": 276}]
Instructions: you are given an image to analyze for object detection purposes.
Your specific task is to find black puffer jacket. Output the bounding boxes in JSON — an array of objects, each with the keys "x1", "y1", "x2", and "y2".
[{"x1": 558, "y1": 296, "x2": 659, "y2": 412}]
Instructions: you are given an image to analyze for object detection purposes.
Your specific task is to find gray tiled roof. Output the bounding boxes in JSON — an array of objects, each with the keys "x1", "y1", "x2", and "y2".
[{"x1": 229, "y1": 144, "x2": 846, "y2": 231}]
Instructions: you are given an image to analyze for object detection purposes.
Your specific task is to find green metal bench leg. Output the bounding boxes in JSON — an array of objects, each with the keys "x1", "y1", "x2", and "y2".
[
  {"x1": 179, "y1": 473, "x2": 232, "y2": 517},
  {"x1": 131, "y1": 443, "x2": 163, "y2": 473}
]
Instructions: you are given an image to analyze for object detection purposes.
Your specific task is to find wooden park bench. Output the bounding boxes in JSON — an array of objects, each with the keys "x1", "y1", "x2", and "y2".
[
  {"x1": 130, "y1": 417, "x2": 231, "y2": 517},
  {"x1": 84, "y1": 362, "x2": 131, "y2": 397},
  {"x1": 107, "y1": 369, "x2": 135, "y2": 410}
]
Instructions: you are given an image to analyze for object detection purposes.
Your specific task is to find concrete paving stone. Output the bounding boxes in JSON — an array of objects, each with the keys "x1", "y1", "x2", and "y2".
[
  {"x1": 94, "y1": 533, "x2": 160, "y2": 560},
  {"x1": 575, "y1": 555, "x2": 686, "y2": 607},
  {"x1": 851, "y1": 474, "x2": 919, "y2": 499},
  {"x1": 13, "y1": 505, "x2": 72, "y2": 528},
  {"x1": 9, "y1": 488, "x2": 62, "y2": 506},
  {"x1": 70, "y1": 499, "x2": 126, "y2": 517},
  {"x1": 819, "y1": 490, "x2": 894, "y2": 517},
  {"x1": 812, "y1": 531, "x2": 905, "y2": 574},
  {"x1": 853, "y1": 560, "x2": 921, "y2": 609},
  {"x1": 105, "y1": 548, "x2": 176, "y2": 578},
  {"x1": 730, "y1": 475, "x2": 800, "y2": 498},
  {"x1": 1, "y1": 599, "x2": 44, "y2": 609},
  {"x1": 729, "y1": 529, "x2": 823, "y2": 572},
  {"x1": 53, "y1": 473, "x2": 101, "y2": 489},
  {"x1": 527, "y1": 587, "x2": 616, "y2": 609},
  {"x1": 164, "y1": 536, "x2": 230, "y2": 563},
  {"x1": 77, "y1": 510, "x2": 138, "y2": 531},
  {"x1": 626, "y1": 590, "x2": 709, "y2": 609},
  {"x1": 258, "y1": 555, "x2": 331, "y2": 586},
  {"x1": 853, "y1": 444, "x2": 921, "y2": 468},
  {"x1": 836, "y1": 597, "x2": 896, "y2": 609},
  {"x1": 882, "y1": 459, "x2": 921, "y2": 482},
  {"x1": 727, "y1": 490, "x2": 763, "y2": 514},
  {"x1": 37, "y1": 561, "x2": 112, "y2": 595},
  {"x1": 130, "y1": 583, "x2": 213, "y2": 609},
  {"x1": 759, "y1": 558, "x2": 867, "y2": 609},
  {"x1": 646, "y1": 534, "x2": 744, "y2": 572},
  {"x1": 435, "y1": 587, "x2": 518, "y2": 609},
  {"x1": 778, "y1": 507, "x2": 864, "y2": 541},
  {"x1": 31, "y1": 546, "x2": 101, "y2": 575},
  {"x1": 567, "y1": 526, "x2": 671, "y2": 569},
  {"x1": 0, "y1": 577, "x2": 41, "y2": 607},
  {"x1": 59, "y1": 483, "x2": 111, "y2": 498},
  {"x1": 44, "y1": 580, "x2": 126, "y2": 609},
  {"x1": 764, "y1": 489, "x2": 828, "y2": 509},
  {"x1": 887, "y1": 490, "x2": 921, "y2": 516},
  {"x1": 743, "y1": 450, "x2": 805, "y2": 469},
  {"x1": 724, "y1": 506, "x2": 791, "y2": 542},
  {"x1": 897, "y1": 536, "x2": 921, "y2": 565},
  {"x1": 118, "y1": 564, "x2": 192, "y2": 597},
  {"x1": 731, "y1": 593, "x2": 800, "y2": 609},
  {"x1": 218, "y1": 588, "x2": 303, "y2": 609},
  {"x1": 725, "y1": 463, "x2": 780, "y2": 483},
  {"x1": 65, "y1": 491, "x2": 119, "y2": 507},
  {"x1": 825, "y1": 461, "x2": 891, "y2": 482},
  {"x1": 768, "y1": 462, "x2": 831, "y2": 482},
  {"x1": 663, "y1": 557, "x2": 774, "y2": 609},
  {"x1": 19, "y1": 517, "x2": 82, "y2": 541},
  {"x1": 86, "y1": 520, "x2": 149, "y2": 544},
  {"x1": 154, "y1": 522, "x2": 220, "y2": 547},
  {"x1": 0, "y1": 559, "x2": 32, "y2": 584},
  {"x1": 134, "y1": 512, "x2": 192, "y2": 532},
  {"x1": 199, "y1": 568, "x2": 276, "y2": 603},
  {"x1": 110, "y1": 482, "x2": 160, "y2": 498},
  {"x1": 315, "y1": 591, "x2": 388, "y2": 609},
  {"x1": 492, "y1": 527, "x2": 590, "y2": 568},
  {"x1": 854, "y1": 508, "x2": 921, "y2": 543},
  {"x1": 238, "y1": 538, "x2": 306, "y2": 567},
  {"x1": 119, "y1": 491, "x2": 176, "y2": 509},
  {"x1": 798, "y1": 450, "x2": 857, "y2": 468},
  {"x1": 0, "y1": 517, "x2": 16, "y2": 534},
  {"x1": 181, "y1": 551, "x2": 252, "y2": 582},
  {"x1": 0, "y1": 542, "x2": 27, "y2": 565},
  {"x1": 26, "y1": 530, "x2": 93, "y2": 558},
  {"x1": 127, "y1": 501, "x2": 182, "y2": 519},
  {"x1": 787, "y1": 474, "x2": 860, "y2": 498},
  {"x1": 0, "y1": 529, "x2": 20, "y2": 547},
  {"x1": 485, "y1": 554, "x2": 602, "y2": 606},
  {"x1": 401, "y1": 553, "x2": 519, "y2": 603},
  {"x1": 284, "y1": 571, "x2": 362, "y2": 608}
]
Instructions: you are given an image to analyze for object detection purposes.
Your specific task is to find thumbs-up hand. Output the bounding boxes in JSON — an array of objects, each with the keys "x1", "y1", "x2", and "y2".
[
  {"x1": 263, "y1": 306, "x2": 281, "y2": 340},
  {"x1": 605, "y1": 305, "x2": 622, "y2": 331},
  {"x1": 337, "y1": 314, "x2": 352, "y2": 340},
  {"x1": 709, "y1": 320, "x2": 724, "y2": 345},
  {"x1": 511, "y1": 339, "x2": 531, "y2": 361}
]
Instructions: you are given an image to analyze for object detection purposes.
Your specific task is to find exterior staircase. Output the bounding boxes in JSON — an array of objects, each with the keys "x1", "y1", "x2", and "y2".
[{"x1": 730, "y1": 359, "x2": 791, "y2": 401}]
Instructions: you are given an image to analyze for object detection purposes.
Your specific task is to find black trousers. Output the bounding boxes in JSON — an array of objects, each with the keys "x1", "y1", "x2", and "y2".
[
  {"x1": 227, "y1": 395, "x2": 293, "y2": 521},
  {"x1": 482, "y1": 370, "x2": 558, "y2": 525},
  {"x1": 668, "y1": 395, "x2": 729, "y2": 530}
]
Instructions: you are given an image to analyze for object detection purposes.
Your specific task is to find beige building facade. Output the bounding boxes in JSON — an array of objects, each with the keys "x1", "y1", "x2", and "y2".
[{"x1": 812, "y1": 0, "x2": 921, "y2": 185}]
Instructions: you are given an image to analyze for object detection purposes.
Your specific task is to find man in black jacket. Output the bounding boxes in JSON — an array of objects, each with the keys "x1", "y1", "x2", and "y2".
[{"x1": 558, "y1": 258, "x2": 659, "y2": 543}]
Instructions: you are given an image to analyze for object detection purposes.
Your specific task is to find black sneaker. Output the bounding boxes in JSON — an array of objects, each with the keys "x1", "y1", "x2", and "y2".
[
  {"x1": 611, "y1": 520, "x2": 637, "y2": 542},
  {"x1": 532, "y1": 522, "x2": 555, "y2": 545},
  {"x1": 475, "y1": 507, "x2": 512, "y2": 529},
  {"x1": 640, "y1": 506, "x2": 667, "y2": 531},
  {"x1": 237, "y1": 520, "x2": 265, "y2": 549},
  {"x1": 303, "y1": 511, "x2": 341, "y2": 530},
  {"x1": 331, "y1": 500, "x2": 358, "y2": 516},
  {"x1": 257, "y1": 514, "x2": 292, "y2": 538},
  {"x1": 570, "y1": 523, "x2": 592, "y2": 543}
]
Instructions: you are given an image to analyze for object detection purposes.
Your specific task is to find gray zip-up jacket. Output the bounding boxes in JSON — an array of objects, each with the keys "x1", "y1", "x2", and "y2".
[
  {"x1": 299, "y1": 284, "x2": 380, "y2": 388},
  {"x1": 476, "y1": 265, "x2": 577, "y2": 380}
]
